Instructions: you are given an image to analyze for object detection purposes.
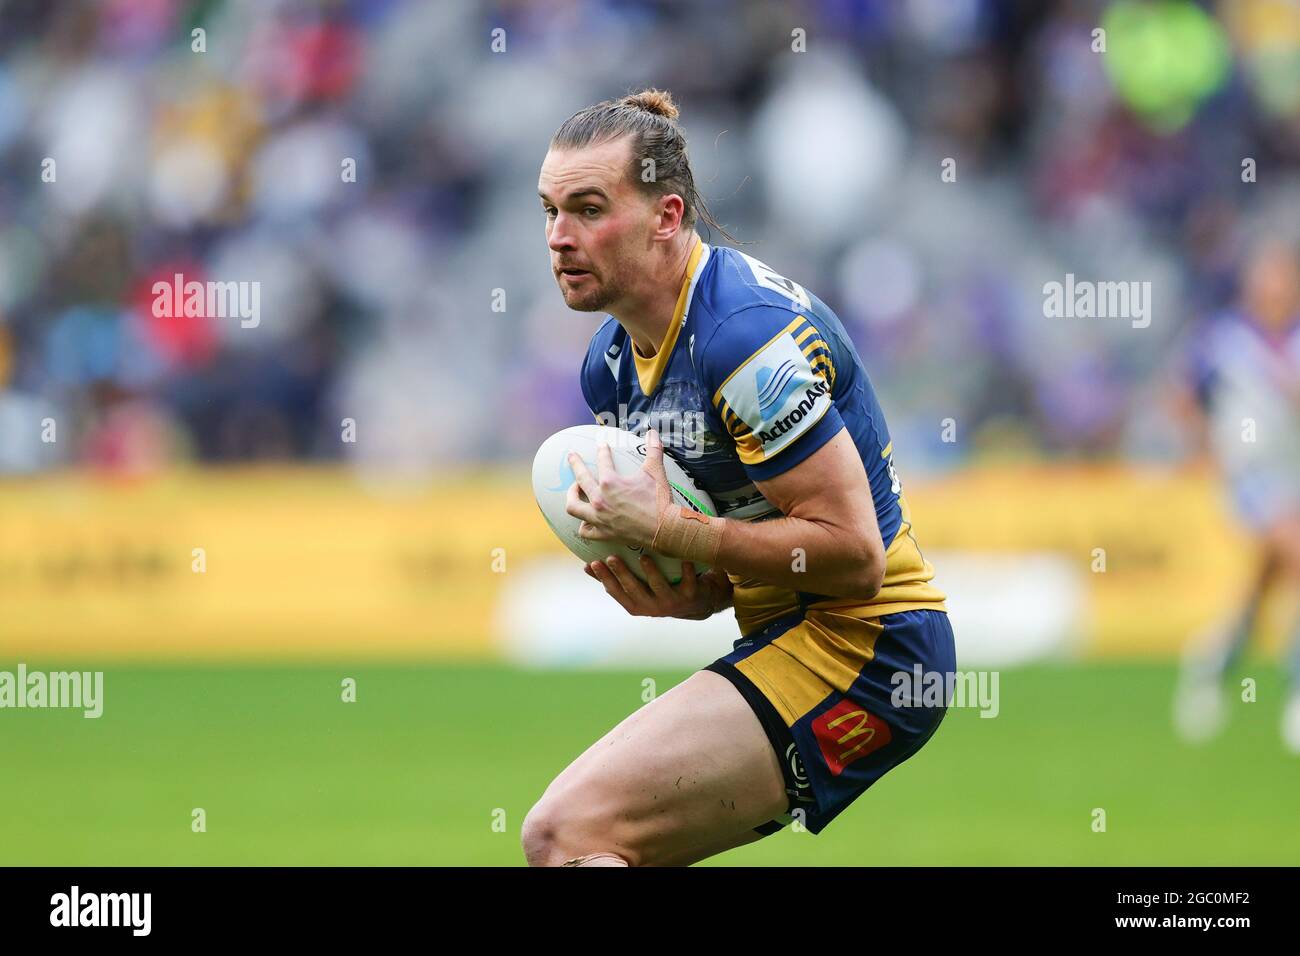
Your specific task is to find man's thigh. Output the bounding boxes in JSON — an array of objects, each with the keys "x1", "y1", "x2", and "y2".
[{"x1": 532, "y1": 669, "x2": 789, "y2": 866}]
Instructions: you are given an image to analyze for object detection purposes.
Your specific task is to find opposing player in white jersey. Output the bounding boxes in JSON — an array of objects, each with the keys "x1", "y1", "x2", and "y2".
[{"x1": 1174, "y1": 238, "x2": 1300, "y2": 753}]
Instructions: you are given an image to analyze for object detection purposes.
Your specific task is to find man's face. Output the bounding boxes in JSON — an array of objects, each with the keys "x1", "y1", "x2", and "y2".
[{"x1": 538, "y1": 137, "x2": 652, "y2": 313}]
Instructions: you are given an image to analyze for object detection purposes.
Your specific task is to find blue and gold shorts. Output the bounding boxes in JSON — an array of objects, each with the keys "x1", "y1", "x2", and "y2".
[{"x1": 704, "y1": 605, "x2": 955, "y2": 836}]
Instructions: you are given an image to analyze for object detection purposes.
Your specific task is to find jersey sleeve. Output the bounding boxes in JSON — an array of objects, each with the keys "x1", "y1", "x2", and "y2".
[{"x1": 697, "y1": 306, "x2": 844, "y2": 481}]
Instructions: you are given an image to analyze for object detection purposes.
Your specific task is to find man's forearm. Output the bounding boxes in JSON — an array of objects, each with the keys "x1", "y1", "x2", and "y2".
[
  {"x1": 718, "y1": 514, "x2": 879, "y2": 598},
  {"x1": 658, "y1": 509, "x2": 880, "y2": 599}
]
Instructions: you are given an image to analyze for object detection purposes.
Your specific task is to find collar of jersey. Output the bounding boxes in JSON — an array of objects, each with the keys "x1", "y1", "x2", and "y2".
[{"x1": 631, "y1": 237, "x2": 708, "y2": 396}]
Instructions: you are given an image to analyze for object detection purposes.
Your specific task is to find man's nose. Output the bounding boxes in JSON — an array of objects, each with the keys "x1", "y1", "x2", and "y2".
[{"x1": 548, "y1": 212, "x2": 577, "y2": 252}]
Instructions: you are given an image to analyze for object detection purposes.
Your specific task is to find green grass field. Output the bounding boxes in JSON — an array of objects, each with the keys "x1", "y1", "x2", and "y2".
[{"x1": 1, "y1": 661, "x2": 1297, "y2": 865}]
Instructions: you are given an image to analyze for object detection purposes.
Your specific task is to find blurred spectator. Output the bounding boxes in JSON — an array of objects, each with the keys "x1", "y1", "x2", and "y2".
[{"x1": 1, "y1": 0, "x2": 1299, "y2": 477}]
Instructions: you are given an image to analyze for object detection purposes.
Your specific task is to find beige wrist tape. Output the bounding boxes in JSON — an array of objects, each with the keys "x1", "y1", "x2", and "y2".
[{"x1": 650, "y1": 506, "x2": 725, "y2": 567}]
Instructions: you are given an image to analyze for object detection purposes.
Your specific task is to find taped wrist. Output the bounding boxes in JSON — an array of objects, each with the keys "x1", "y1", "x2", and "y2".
[{"x1": 651, "y1": 505, "x2": 725, "y2": 567}]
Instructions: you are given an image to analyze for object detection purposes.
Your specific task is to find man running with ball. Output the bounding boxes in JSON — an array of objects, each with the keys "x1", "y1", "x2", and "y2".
[{"x1": 524, "y1": 89, "x2": 954, "y2": 866}]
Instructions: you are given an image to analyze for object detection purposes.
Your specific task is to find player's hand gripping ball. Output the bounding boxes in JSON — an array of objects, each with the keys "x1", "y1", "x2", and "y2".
[{"x1": 531, "y1": 424, "x2": 715, "y2": 583}]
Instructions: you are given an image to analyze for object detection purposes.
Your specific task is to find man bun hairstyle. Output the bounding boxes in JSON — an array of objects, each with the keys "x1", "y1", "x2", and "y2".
[
  {"x1": 551, "y1": 88, "x2": 736, "y2": 242},
  {"x1": 622, "y1": 88, "x2": 679, "y2": 120}
]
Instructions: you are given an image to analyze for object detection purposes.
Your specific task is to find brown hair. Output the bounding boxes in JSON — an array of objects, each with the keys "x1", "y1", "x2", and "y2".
[{"x1": 550, "y1": 88, "x2": 737, "y2": 243}]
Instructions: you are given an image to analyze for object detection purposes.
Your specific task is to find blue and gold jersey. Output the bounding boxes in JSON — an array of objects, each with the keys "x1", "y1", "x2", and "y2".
[{"x1": 579, "y1": 237, "x2": 946, "y2": 635}]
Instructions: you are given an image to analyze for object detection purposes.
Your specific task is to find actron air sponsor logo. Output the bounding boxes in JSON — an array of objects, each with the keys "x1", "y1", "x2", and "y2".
[
  {"x1": 756, "y1": 379, "x2": 829, "y2": 445},
  {"x1": 757, "y1": 359, "x2": 802, "y2": 419},
  {"x1": 811, "y1": 698, "x2": 892, "y2": 776}
]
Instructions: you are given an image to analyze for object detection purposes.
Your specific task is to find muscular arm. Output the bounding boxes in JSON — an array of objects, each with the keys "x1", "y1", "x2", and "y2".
[
  {"x1": 567, "y1": 426, "x2": 887, "y2": 616},
  {"x1": 709, "y1": 427, "x2": 886, "y2": 600}
]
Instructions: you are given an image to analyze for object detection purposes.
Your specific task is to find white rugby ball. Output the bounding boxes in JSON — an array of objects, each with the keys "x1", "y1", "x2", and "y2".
[{"x1": 532, "y1": 424, "x2": 716, "y2": 583}]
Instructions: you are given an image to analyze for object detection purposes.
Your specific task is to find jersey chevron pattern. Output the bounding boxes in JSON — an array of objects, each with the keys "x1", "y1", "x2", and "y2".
[{"x1": 580, "y1": 237, "x2": 947, "y2": 635}]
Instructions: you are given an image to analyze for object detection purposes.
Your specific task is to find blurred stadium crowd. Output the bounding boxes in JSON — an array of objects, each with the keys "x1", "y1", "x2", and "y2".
[{"x1": 2, "y1": 0, "x2": 1300, "y2": 477}]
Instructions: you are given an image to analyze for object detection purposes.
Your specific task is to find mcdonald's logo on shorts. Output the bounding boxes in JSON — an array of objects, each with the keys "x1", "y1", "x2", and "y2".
[{"x1": 812, "y1": 699, "x2": 893, "y2": 776}]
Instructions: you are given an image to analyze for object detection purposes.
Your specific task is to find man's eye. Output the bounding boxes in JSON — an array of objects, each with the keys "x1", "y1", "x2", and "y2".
[
  {"x1": 583, "y1": 206, "x2": 600, "y2": 216},
  {"x1": 543, "y1": 207, "x2": 556, "y2": 217}
]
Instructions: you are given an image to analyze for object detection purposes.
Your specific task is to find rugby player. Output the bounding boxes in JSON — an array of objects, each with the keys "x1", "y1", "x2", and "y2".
[
  {"x1": 522, "y1": 89, "x2": 954, "y2": 866},
  {"x1": 1174, "y1": 237, "x2": 1300, "y2": 753}
]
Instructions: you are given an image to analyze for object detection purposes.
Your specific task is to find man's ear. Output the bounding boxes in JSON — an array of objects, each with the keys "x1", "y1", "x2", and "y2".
[{"x1": 653, "y1": 194, "x2": 686, "y2": 241}]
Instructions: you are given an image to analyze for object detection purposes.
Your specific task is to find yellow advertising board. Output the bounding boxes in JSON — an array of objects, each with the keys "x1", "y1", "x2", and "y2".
[{"x1": 0, "y1": 464, "x2": 1291, "y2": 661}]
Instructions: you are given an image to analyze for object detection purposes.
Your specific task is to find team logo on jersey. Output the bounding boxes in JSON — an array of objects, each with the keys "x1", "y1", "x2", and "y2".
[
  {"x1": 811, "y1": 699, "x2": 892, "y2": 776},
  {"x1": 720, "y1": 331, "x2": 830, "y2": 458}
]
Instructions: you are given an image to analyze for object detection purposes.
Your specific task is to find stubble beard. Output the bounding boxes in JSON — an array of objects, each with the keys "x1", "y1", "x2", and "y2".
[{"x1": 561, "y1": 269, "x2": 626, "y2": 313}]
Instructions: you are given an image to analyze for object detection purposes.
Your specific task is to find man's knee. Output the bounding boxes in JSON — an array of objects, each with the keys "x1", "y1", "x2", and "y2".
[
  {"x1": 520, "y1": 801, "x2": 558, "y2": 867},
  {"x1": 521, "y1": 791, "x2": 638, "y2": 867}
]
